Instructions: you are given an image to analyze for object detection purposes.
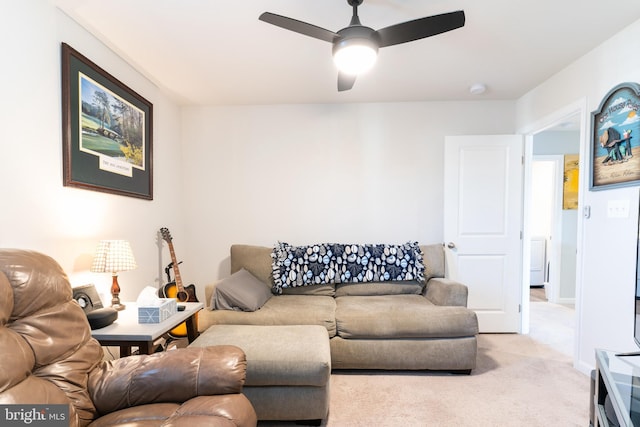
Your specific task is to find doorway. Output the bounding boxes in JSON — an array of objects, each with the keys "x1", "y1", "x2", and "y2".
[
  {"x1": 520, "y1": 101, "x2": 587, "y2": 366},
  {"x1": 526, "y1": 119, "x2": 580, "y2": 303},
  {"x1": 530, "y1": 155, "x2": 564, "y2": 303},
  {"x1": 528, "y1": 154, "x2": 577, "y2": 357}
]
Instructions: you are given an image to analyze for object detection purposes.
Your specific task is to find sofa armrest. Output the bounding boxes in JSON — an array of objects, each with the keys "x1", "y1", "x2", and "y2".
[
  {"x1": 424, "y1": 278, "x2": 469, "y2": 307},
  {"x1": 88, "y1": 345, "x2": 247, "y2": 415}
]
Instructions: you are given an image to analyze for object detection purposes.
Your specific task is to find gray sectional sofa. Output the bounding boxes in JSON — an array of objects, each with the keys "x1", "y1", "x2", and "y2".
[{"x1": 200, "y1": 243, "x2": 479, "y2": 372}]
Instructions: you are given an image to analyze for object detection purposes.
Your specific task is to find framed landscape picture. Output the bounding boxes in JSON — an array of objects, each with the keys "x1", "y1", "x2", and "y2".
[
  {"x1": 590, "y1": 82, "x2": 640, "y2": 191},
  {"x1": 61, "y1": 43, "x2": 153, "y2": 199}
]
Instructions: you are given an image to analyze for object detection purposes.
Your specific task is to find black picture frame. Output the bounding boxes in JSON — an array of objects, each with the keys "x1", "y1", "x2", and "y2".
[
  {"x1": 590, "y1": 82, "x2": 640, "y2": 191},
  {"x1": 61, "y1": 43, "x2": 153, "y2": 200}
]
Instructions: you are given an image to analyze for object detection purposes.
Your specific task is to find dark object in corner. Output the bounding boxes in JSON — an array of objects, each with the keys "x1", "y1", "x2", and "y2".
[
  {"x1": 73, "y1": 284, "x2": 103, "y2": 313},
  {"x1": 73, "y1": 284, "x2": 117, "y2": 329},
  {"x1": 86, "y1": 307, "x2": 118, "y2": 330}
]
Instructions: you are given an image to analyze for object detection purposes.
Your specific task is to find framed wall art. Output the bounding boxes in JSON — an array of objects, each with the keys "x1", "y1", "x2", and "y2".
[
  {"x1": 61, "y1": 43, "x2": 153, "y2": 200},
  {"x1": 563, "y1": 154, "x2": 579, "y2": 209},
  {"x1": 590, "y1": 82, "x2": 640, "y2": 191}
]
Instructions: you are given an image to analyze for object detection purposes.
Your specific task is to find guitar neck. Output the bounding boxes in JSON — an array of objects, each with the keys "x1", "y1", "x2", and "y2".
[{"x1": 166, "y1": 241, "x2": 184, "y2": 291}]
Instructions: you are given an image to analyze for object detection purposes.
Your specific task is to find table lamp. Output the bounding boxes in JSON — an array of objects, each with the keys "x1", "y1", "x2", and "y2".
[{"x1": 91, "y1": 240, "x2": 137, "y2": 311}]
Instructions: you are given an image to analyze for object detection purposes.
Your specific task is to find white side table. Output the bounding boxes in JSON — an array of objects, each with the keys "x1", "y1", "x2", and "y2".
[{"x1": 91, "y1": 301, "x2": 203, "y2": 356}]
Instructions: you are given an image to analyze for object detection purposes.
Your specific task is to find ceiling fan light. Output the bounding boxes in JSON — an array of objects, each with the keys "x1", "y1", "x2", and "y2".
[{"x1": 333, "y1": 41, "x2": 378, "y2": 75}]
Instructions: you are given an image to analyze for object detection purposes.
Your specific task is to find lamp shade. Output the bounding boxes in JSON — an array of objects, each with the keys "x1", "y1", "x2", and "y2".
[{"x1": 90, "y1": 240, "x2": 137, "y2": 274}]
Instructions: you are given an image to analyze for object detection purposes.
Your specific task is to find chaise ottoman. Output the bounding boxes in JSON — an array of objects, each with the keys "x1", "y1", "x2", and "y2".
[{"x1": 189, "y1": 324, "x2": 331, "y2": 425}]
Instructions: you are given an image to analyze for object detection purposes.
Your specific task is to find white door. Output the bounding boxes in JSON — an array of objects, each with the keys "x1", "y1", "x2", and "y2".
[{"x1": 444, "y1": 135, "x2": 524, "y2": 332}]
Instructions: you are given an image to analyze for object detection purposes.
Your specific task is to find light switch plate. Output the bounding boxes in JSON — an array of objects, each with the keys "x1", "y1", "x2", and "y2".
[{"x1": 607, "y1": 199, "x2": 630, "y2": 218}]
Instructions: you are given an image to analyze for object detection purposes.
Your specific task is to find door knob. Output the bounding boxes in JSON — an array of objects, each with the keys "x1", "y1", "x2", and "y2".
[{"x1": 447, "y1": 242, "x2": 456, "y2": 249}]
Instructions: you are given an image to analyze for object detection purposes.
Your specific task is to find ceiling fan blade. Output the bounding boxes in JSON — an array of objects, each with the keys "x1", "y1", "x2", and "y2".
[
  {"x1": 338, "y1": 73, "x2": 357, "y2": 92},
  {"x1": 376, "y1": 10, "x2": 465, "y2": 48},
  {"x1": 259, "y1": 12, "x2": 338, "y2": 43}
]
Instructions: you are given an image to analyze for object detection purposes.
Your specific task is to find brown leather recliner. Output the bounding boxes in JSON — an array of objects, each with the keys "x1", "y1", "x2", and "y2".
[{"x1": 0, "y1": 249, "x2": 257, "y2": 427}]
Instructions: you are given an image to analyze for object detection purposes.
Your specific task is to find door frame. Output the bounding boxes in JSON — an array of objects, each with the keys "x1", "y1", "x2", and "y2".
[{"x1": 518, "y1": 97, "x2": 588, "y2": 369}]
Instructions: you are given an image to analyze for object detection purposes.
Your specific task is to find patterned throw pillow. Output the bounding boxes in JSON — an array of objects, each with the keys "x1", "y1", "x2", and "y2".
[{"x1": 271, "y1": 242, "x2": 424, "y2": 294}]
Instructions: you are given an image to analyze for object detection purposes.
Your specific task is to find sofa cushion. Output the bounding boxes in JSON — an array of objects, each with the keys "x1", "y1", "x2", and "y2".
[
  {"x1": 281, "y1": 284, "x2": 335, "y2": 296},
  {"x1": 229, "y1": 245, "x2": 337, "y2": 296},
  {"x1": 335, "y1": 295, "x2": 478, "y2": 339},
  {"x1": 420, "y1": 244, "x2": 445, "y2": 282},
  {"x1": 230, "y1": 245, "x2": 274, "y2": 285},
  {"x1": 207, "y1": 295, "x2": 337, "y2": 337},
  {"x1": 190, "y1": 325, "x2": 331, "y2": 387},
  {"x1": 334, "y1": 281, "x2": 423, "y2": 297},
  {"x1": 228, "y1": 243, "x2": 445, "y2": 290},
  {"x1": 211, "y1": 268, "x2": 272, "y2": 311}
]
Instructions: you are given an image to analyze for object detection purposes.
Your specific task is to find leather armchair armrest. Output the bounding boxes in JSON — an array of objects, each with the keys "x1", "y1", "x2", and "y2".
[
  {"x1": 88, "y1": 345, "x2": 247, "y2": 416},
  {"x1": 424, "y1": 277, "x2": 469, "y2": 306}
]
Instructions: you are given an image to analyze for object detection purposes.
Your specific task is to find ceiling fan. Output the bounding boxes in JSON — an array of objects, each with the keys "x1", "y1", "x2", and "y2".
[{"x1": 259, "y1": 0, "x2": 465, "y2": 91}]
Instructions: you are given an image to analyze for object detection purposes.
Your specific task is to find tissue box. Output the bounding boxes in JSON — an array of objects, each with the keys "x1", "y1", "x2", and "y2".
[{"x1": 138, "y1": 298, "x2": 177, "y2": 323}]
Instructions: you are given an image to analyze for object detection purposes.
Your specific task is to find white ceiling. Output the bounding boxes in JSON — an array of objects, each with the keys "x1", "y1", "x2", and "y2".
[{"x1": 54, "y1": 0, "x2": 640, "y2": 106}]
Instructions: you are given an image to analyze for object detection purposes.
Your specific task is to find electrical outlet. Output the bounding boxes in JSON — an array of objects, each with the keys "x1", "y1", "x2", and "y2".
[{"x1": 607, "y1": 199, "x2": 630, "y2": 218}]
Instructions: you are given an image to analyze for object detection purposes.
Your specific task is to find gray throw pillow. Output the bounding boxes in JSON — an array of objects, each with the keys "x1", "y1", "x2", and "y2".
[{"x1": 212, "y1": 268, "x2": 272, "y2": 311}]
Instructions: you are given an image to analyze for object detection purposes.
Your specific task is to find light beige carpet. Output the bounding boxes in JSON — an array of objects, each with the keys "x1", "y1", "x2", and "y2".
[{"x1": 258, "y1": 333, "x2": 590, "y2": 426}]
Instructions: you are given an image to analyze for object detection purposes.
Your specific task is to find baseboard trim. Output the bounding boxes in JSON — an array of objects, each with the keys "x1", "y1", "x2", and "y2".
[{"x1": 555, "y1": 297, "x2": 576, "y2": 306}]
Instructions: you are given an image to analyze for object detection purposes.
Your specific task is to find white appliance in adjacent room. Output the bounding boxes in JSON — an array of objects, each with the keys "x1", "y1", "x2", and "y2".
[{"x1": 530, "y1": 236, "x2": 547, "y2": 288}]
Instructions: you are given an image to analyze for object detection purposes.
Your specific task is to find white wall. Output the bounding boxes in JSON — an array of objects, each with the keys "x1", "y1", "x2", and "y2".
[
  {"x1": 533, "y1": 131, "x2": 580, "y2": 155},
  {"x1": 530, "y1": 161, "x2": 555, "y2": 237},
  {"x1": 181, "y1": 101, "x2": 516, "y2": 290},
  {"x1": 0, "y1": 2, "x2": 185, "y2": 303},
  {"x1": 516, "y1": 19, "x2": 640, "y2": 371}
]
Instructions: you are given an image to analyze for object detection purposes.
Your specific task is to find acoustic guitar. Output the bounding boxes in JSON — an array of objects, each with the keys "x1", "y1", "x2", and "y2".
[{"x1": 159, "y1": 227, "x2": 199, "y2": 337}]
